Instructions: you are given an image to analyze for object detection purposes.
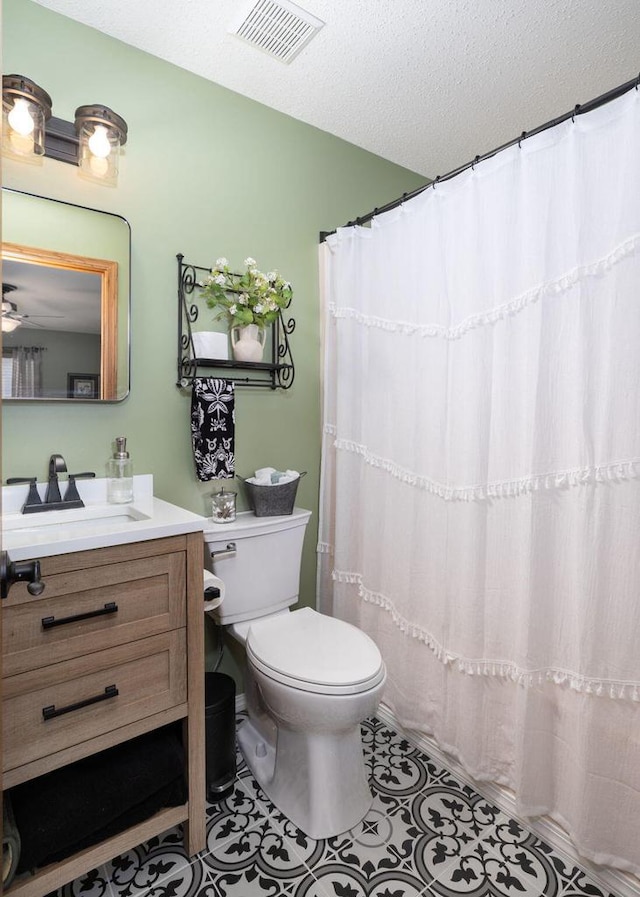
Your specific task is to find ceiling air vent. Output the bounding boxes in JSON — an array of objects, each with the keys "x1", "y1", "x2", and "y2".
[{"x1": 229, "y1": 0, "x2": 325, "y2": 64}]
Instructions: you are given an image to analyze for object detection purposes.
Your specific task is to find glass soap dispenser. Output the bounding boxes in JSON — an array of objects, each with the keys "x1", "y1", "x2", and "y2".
[{"x1": 107, "y1": 436, "x2": 134, "y2": 504}]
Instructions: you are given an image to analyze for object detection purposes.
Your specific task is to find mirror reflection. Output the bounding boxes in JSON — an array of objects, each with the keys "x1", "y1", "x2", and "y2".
[{"x1": 1, "y1": 189, "x2": 130, "y2": 401}]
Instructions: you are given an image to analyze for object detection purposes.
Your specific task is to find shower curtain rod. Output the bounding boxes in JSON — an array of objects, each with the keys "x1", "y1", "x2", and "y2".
[{"x1": 319, "y1": 72, "x2": 640, "y2": 242}]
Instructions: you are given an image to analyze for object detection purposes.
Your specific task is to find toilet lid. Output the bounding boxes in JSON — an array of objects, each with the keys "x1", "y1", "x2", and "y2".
[{"x1": 246, "y1": 607, "x2": 385, "y2": 694}]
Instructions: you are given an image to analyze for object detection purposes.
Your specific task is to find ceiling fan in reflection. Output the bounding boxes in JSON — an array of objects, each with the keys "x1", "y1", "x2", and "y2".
[{"x1": 1, "y1": 283, "x2": 65, "y2": 332}]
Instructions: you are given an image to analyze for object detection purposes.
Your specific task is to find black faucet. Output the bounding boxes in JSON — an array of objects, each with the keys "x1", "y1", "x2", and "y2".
[
  {"x1": 7, "y1": 454, "x2": 96, "y2": 514},
  {"x1": 45, "y1": 453, "x2": 67, "y2": 504}
]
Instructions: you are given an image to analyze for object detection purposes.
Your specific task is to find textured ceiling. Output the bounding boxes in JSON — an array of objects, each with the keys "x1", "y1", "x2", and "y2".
[{"x1": 32, "y1": 0, "x2": 640, "y2": 177}]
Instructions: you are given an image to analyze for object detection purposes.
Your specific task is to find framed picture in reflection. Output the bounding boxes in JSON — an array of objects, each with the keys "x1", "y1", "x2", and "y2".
[{"x1": 67, "y1": 372, "x2": 99, "y2": 399}]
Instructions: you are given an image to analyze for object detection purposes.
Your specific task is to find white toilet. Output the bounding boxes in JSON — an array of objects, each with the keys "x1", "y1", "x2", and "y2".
[{"x1": 204, "y1": 507, "x2": 386, "y2": 839}]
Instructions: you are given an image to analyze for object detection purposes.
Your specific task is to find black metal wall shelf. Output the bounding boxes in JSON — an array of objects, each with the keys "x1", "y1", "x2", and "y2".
[{"x1": 176, "y1": 254, "x2": 295, "y2": 390}]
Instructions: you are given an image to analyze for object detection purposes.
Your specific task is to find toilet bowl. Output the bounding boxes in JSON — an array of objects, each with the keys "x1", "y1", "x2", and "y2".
[
  {"x1": 235, "y1": 607, "x2": 386, "y2": 838},
  {"x1": 204, "y1": 509, "x2": 386, "y2": 839}
]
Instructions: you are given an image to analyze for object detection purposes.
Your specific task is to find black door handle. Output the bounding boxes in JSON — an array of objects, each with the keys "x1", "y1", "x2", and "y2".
[{"x1": 0, "y1": 551, "x2": 45, "y2": 599}]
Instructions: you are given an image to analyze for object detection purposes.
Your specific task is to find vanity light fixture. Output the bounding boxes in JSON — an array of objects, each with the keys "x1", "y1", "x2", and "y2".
[
  {"x1": 2, "y1": 74, "x2": 52, "y2": 160},
  {"x1": 74, "y1": 105, "x2": 128, "y2": 187},
  {"x1": 2, "y1": 74, "x2": 128, "y2": 186}
]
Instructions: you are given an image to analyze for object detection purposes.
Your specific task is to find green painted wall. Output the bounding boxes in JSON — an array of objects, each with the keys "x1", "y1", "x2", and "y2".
[{"x1": 2, "y1": 0, "x2": 425, "y2": 678}]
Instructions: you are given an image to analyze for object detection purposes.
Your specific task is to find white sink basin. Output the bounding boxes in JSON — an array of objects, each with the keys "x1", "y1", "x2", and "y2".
[
  {"x1": 2, "y1": 475, "x2": 206, "y2": 560},
  {"x1": 3, "y1": 504, "x2": 152, "y2": 539}
]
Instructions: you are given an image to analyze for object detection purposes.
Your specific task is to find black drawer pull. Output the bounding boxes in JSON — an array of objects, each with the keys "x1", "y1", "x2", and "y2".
[
  {"x1": 42, "y1": 684, "x2": 119, "y2": 721},
  {"x1": 41, "y1": 602, "x2": 118, "y2": 630}
]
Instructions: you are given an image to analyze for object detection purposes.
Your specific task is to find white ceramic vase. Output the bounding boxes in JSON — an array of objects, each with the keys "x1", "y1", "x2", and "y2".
[{"x1": 231, "y1": 323, "x2": 266, "y2": 362}]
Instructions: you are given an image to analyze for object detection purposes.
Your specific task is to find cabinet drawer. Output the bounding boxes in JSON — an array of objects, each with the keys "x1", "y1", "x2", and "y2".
[
  {"x1": 3, "y1": 554, "x2": 186, "y2": 676},
  {"x1": 2, "y1": 630, "x2": 187, "y2": 773}
]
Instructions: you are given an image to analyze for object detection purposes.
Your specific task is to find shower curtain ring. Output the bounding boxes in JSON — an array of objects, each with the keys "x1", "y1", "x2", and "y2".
[
  {"x1": 518, "y1": 131, "x2": 527, "y2": 148},
  {"x1": 636, "y1": 72, "x2": 640, "y2": 89},
  {"x1": 471, "y1": 155, "x2": 480, "y2": 170},
  {"x1": 433, "y1": 176, "x2": 440, "y2": 189},
  {"x1": 572, "y1": 104, "x2": 581, "y2": 122}
]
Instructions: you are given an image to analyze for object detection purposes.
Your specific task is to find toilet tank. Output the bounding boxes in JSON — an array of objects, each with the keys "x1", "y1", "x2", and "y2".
[{"x1": 204, "y1": 508, "x2": 311, "y2": 625}]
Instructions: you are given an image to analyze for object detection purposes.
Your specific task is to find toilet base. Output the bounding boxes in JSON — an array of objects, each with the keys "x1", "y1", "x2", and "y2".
[{"x1": 238, "y1": 716, "x2": 374, "y2": 840}]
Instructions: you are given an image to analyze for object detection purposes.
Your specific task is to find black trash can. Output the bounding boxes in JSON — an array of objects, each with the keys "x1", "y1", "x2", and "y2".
[{"x1": 204, "y1": 672, "x2": 236, "y2": 801}]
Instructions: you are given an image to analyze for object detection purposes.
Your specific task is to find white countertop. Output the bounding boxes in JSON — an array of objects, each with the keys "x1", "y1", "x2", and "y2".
[{"x1": 2, "y1": 474, "x2": 207, "y2": 560}]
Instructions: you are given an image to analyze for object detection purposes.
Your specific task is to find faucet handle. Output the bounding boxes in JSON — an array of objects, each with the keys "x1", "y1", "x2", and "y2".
[
  {"x1": 6, "y1": 477, "x2": 42, "y2": 510},
  {"x1": 64, "y1": 472, "x2": 96, "y2": 505}
]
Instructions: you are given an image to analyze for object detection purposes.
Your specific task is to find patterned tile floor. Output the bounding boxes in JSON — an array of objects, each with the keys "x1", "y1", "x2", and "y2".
[{"x1": 55, "y1": 717, "x2": 618, "y2": 897}]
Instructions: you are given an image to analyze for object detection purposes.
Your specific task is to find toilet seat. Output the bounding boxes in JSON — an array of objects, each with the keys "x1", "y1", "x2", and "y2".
[{"x1": 246, "y1": 607, "x2": 385, "y2": 695}]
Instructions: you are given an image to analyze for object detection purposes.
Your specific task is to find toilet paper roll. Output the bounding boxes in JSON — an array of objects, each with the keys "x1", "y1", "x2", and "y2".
[{"x1": 203, "y1": 569, "x2": 225, "y2": 612}]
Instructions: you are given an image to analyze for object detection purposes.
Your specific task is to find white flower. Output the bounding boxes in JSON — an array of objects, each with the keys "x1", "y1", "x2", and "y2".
[
  {"x1": 244, "y1": 257, "x2": 256, "y2": 268},
  {"x1": 254, "y1": 303, "x2": 264, "y2": 314},
  {"x1": 214, "y1": 273, "x2": 226, "y2": 286},
  {"x1": 239, "y1": 293, "x2": 249, "y2": 305},
  {"x1": 215, "y1": 257, "x2": 228, "y2": 268},
  {"x1": 267, "y1": 271, "x2": 277, "y2": 282},
  {"x1": 229, "y1": 304, "x2": 237, "y2": 315}
]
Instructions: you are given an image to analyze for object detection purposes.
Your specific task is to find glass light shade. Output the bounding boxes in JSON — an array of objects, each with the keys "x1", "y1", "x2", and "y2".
[
  {"x1": 75, "y1": 106, "x2": 127, "y2": 187},
  {"x1": 1, "y1": 317, "x2": 21, "y2": 333},
  {"x1": 2, "y1": 75, "x2": 51, "y2": 160}
]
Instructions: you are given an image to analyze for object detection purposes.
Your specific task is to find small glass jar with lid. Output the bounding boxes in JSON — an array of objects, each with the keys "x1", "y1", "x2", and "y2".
[{"x1": 211, "y1": 487, "x2": 237, "y2": 523}]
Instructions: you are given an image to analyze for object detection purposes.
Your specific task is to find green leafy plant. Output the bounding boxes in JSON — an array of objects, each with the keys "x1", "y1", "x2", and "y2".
[{"x1": 200, "y1": 257, "x2": 292, "y2": 328}]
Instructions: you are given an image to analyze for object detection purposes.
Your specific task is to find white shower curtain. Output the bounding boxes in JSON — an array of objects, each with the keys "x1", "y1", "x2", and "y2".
[{"x1": 318, "y1": 88, "x2": 640, "y2": 875}]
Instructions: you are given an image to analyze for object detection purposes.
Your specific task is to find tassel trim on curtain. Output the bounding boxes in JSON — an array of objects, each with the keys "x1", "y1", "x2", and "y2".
[
  {"x1": 329, "y1": 568, "x2": 640, "y2": 701},
  {"x1": 329, "y1": 231, "x2": 640, "y2": 341},
  {"x1": 325, "y1": 431, "x2": 640, "y2": 502}
]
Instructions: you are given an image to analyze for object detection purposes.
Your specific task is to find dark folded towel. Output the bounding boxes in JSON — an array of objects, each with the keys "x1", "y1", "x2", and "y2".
[
  {"x1": 10, "y1": 725, "x2": 186, "y2": 873},
  {"x1": 43, "y1": 778, "x2": 186, "y2": 866},
  {"x1": 191, "y1": 377, "x2": 235, "y2": 480}
]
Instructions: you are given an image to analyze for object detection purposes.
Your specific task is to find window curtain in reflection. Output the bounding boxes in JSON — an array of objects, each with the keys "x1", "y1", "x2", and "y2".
[
  {"x1": 318, "y1": 89, "x2": 640, "y2": 875},
  {"x1": 3, "y1": 347, "x2": 44, "y2": 397}
]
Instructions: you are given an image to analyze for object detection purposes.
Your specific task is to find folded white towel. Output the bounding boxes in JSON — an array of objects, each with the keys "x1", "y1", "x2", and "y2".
[
  {"x1": 246, "y1": 468, "x2": 300, "y2": 486},
  {"x1": 255, "y1": 467, "x2": 276, "y2": 479},
  {"x1": 274, "y1": 473, "x2": 297, "y2": 485},
  {"x1": 252, "y1": 474, "x2": 271, "y2": 485}
]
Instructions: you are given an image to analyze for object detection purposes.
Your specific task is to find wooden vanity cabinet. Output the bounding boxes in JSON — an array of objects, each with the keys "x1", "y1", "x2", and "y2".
[{"x1": 1, "y1": 532, "x2": 205, "y2": 897}]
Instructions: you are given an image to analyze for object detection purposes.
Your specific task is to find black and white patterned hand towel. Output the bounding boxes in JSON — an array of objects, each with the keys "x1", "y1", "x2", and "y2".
[{"x1": 191, "y1": 378, "x2": 235, "y2": 480}]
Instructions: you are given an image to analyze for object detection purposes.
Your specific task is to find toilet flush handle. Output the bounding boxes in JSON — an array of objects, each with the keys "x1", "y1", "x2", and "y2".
[{"x1": 210, "y1": 542, "x2": 237, "y2": 562}]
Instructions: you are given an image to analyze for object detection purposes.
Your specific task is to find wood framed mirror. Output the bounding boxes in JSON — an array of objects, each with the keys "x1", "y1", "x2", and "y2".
[
  {"x1": 1, "y1": 189, "x2": 130, "y2": 402},
  {"x1": 2, "y1": 243, "x2": 118, "y2": 400}
]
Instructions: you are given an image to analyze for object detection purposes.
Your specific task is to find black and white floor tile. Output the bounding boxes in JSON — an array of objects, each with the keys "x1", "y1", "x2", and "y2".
[{"x1": 55, "y1": 717, "x2": 619, "y2": 897}]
